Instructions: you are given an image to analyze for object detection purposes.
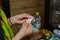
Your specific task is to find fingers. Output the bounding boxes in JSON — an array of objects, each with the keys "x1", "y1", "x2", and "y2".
[
  {"x1": 22, "y1": 21, "x2": 32, "y2": 29},
  {"x1": 16, "y1": 19, "x2": 27, "y2": 24},
  {"x1": 16, "y1": 13, "x2": 34, "y2": 19},
  {"x1": 23, "y1": 13, "x2": 34, "y2": 19},
  {"x1": 21, "y1": 22, "x2": 32, "y2": 36},
  {"x1": 28, "y1": 23, "x2": 32, "y2": 28},
  {"x1": 22, "y1": 21, "x2": 28, "y2": 28},
  {"x1": 10, "y1": 13, "x2": 34, "y2": 25},
  {"x1": 28, "y1": 23, "x2": 32, "y2": 32}
]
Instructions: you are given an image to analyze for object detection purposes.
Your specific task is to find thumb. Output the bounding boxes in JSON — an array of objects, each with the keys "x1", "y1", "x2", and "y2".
[{"x1": 16, "y1": 19, "x2": 27, "y2": 24}]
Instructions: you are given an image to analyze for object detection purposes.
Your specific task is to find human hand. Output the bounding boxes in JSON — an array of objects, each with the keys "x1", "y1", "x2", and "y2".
[
  {"x1": 19, "y1": 21, "x2": 32, "y2": 37},
  {"x1": 9, "y1": 13, "x2": 34, "y2": 25},
  {"x1": 12, "y1": 21, "x2": 32, "y2": 40}
]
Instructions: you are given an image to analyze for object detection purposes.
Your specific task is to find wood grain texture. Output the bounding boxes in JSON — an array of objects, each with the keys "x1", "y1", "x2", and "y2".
[{"x1": 10, "y1": 0, "x2": 41, "y2": 10}]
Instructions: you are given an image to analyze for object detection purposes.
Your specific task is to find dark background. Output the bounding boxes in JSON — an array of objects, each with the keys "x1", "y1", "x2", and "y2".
[{"x1": 2, "y1": 0, "x2": 10, "y2": 18}]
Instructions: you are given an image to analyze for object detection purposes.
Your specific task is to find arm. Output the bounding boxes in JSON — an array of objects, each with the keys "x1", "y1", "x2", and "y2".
[
  {"x1": 8, "y1": 13, "x2": 33, "y2": 40},
  {"x1": 12, "y1": 31, "x2": 23, "y2": 40},
  {"x1": 8, "y1": 13, "x2": 34, "y2": 26},
  {"x1": 12, "y1": 22, "x2": 32, "y2": 40}
]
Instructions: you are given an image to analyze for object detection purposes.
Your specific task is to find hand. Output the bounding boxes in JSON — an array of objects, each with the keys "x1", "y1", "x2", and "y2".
[
  {"x1": 19, "y1": 21, "x2": 32, "y2": 37},
  {"x1": 9, "y1": 13, "x2": 34, "y2": 25},
  {"x1": 12, "y1": 22, "x2": 32, "y2": 40}
]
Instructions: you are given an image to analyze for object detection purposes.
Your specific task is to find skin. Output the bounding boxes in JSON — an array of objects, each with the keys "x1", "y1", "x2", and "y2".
[
  {"x1": 12, "y1": 22, "x2": 32, "y2": 40},
  {"x1": 8, "y1": 13, "x2": 34, "y2": 40},
  {"x1": 9, "y1": 13, "x2": 34, "y2": 25}
]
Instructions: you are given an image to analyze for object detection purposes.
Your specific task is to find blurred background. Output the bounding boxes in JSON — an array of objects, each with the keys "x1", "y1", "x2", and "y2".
[{"x1": 0, "y1": 0, "x2": 60, "y2": 40}]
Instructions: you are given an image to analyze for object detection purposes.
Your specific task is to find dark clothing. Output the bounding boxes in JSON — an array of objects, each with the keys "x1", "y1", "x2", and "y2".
[{"x1": 0, "y1": 29, "x2": 5, "y2": 40}]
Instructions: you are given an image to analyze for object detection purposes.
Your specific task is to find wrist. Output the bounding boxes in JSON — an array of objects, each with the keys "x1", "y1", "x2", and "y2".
[
  {"x1": 8, "y1": 17, "x2": 15, "y2": 25},
  {"x1": 8, "y1": 18, "x2": 12, "y2": 25},
  {"x1": 12, "y1": 31, "x2": 24, "y2": 40}
]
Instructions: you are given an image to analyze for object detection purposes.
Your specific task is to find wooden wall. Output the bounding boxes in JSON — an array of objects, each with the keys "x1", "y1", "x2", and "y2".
[
  {"x1": 0, "y1": 0, "x2": 2, "y2": 8},
  {"x1": 10, "y1": 0, "x2": 45, "y2": 39}
]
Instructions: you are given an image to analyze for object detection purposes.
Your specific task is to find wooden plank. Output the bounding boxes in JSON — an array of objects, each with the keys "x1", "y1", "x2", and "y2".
[
  {"x1": 10, "y1": 7, "x2": 44, "y2": 16},
  {"x1": 10, "y1": 0, "x2": 41, "y2": 9}
]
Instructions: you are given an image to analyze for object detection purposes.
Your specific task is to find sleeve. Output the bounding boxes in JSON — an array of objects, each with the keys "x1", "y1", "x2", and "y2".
[{"x1": 0, "y1": 29, "x2": 5, "y2": 40}]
